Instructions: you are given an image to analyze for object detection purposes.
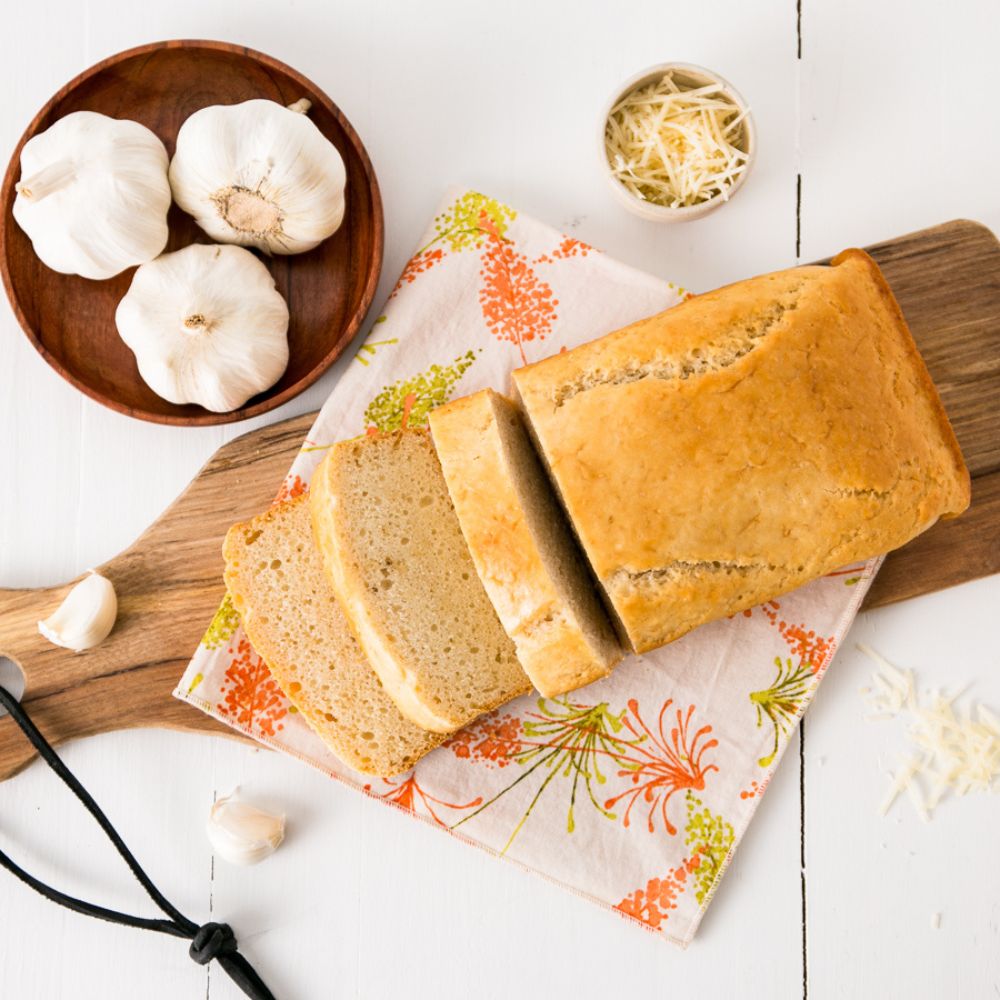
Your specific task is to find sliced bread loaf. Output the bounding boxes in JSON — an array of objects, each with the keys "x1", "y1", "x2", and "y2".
[
  {"x1": 429, "y1": 389, "x2": 622, "y2": 696},
  {"x1": 512, "y1": 250, "x2": 970, "y2": 652},
  {"x1": 310, "y1": 428, "x2": 530, "y2": 733},
  {"x1": 223, "y1": 495, "x2": 444, "y2": 775}
]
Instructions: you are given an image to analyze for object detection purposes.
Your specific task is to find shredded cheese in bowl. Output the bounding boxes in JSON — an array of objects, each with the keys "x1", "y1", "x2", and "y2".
[{"x1": 604, "y1": 68, "x2": 752, "y2": 213}]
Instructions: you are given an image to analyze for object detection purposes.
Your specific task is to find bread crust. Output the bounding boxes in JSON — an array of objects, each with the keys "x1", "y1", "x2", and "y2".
[
  {"x1": 513, "y1": 251, "x2": 971, "y2": 653},
  {"x1": 430, "y1": 390, "x2": 622, "y2": 696}
]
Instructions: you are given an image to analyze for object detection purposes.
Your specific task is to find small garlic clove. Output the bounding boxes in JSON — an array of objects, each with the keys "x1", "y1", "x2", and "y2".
[
  {"x1": 207, "y1": 789, "x2": 285, "y2": 866},
  {"x1": 38, "y1": 570, "x2": 117, "y2": 652}
]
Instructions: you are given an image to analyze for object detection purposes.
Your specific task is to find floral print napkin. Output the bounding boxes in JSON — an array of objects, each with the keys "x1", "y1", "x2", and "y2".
[{"x1": 175, "y1": 188, "x2": 879, "y2": 947}]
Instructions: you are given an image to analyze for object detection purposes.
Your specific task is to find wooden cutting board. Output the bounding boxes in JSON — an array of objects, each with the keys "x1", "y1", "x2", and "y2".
[{"x1": 1, "y1": 219, "x2": 997, "y2": 782}]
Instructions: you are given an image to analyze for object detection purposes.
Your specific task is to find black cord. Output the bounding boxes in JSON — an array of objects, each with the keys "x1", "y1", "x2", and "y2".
[{"x1": 0, "y1": 683, "x2": 277, "y2": 1000}]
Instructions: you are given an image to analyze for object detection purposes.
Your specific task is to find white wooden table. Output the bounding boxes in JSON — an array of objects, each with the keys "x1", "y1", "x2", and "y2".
[{"x1": 2, "y1": 2, "x2": 999, "y2": 997}]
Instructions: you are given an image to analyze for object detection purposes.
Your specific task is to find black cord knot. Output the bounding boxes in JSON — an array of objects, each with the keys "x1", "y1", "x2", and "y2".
[
  {"x1": 189, "y1": 922, "x2": 238, "y2": 966},
  {"x1": 0, "y1": 683, "x2": 275, "y2": 998}
]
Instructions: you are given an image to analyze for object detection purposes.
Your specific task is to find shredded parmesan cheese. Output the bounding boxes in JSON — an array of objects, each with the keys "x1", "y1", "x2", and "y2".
[
  {"x1": 858, "y1": 644, "x2": 1000, "y2": 821},
  {"x1": 604, "y1": 71, "x2": 750, "y2": 208}
]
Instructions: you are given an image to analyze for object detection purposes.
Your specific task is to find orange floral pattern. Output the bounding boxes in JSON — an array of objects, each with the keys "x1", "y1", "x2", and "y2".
[
  {"x1": 739, "y1": 777, "x2": 768, "y2": 801},
  {"x1": 606, "y1": 701, "x2": 719, "y2": 835},
  {"x1": 478, "y1": 215, "x2": 558, "y2": 365},
  {"x1": 216, "y1": 637, "x2": 288, "y2": 738},
  {"x1": 747, "y1": 599, "x2": 836, "y2": 674},
  {"x1": 451, "y1": 697, "x2": 719, "y2": 846},
  {"x1": 532, "y1": 237, "x2": 594, "y2": 264},
  {"x1": 273, "y1": 473, "x2": 308, "y2": 505},
  {"x1": 389, "y1": 247, "x2": 446, "y2": 298},
  {"x1": 616, "y1": 793, "x2": 735, "y2": 928},
  {"x1": 444, "y1": 710, "x2": 524, "y2": 768},
  {"x1": 616, "y1": 855, "x2": 703, "y2": 929},
  {"x1": 364, "y1": 775, "x2": 482, "y2": 826}
]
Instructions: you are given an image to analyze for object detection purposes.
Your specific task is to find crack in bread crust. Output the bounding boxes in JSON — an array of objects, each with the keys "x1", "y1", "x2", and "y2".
[
  {"x1": 553, "y1": 289, "x2": 803, "y2": 408},
  {"x1": 826, "y1": 486, "x2": 892, "y2": 500},
  {"x1": 608, "y1": 559, "x2": 779, "y2": 590}
]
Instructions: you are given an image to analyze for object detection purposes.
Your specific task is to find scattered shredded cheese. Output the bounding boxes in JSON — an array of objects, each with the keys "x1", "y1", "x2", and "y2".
[
  {"x1": 604, "y1": 71, "x2": 750, "y2": 208},
  {"x1": 858, "y1": 644, "x2": 1000, "y2": 821}
]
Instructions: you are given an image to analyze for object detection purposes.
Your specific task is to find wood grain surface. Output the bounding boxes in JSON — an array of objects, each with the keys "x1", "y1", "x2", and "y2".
[
  {"x1": 857, "y1": 220, "x2": 1000, "y2": 607},
  {"x1": 0, "y1": 410, "x2": 314, "y2": 779},
  {"x1": 0, "y1": 218, "x2": 996, "y2": 781},
  {"x1": 0, "y1": 39, "x2": 384, "y2": 426}
]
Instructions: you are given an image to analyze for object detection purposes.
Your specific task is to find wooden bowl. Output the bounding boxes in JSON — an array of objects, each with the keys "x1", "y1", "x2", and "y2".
[{"x1": 0, "y1": 39, "x2": 383, "y2": 426}]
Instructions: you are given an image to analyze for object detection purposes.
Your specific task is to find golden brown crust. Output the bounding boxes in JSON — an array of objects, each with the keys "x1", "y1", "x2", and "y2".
[
  {"x1": 830, "y1": 249, "x2": 971, "y2": 516},
  {"x1": 513, "y1": 253, "x2": 971, "y2": 653},
  {"x1": 429, "y1": 390, "x2": 621, "y2": 696}
]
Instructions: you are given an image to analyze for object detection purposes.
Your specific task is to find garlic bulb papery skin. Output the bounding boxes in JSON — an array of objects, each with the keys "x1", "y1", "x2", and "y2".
[
  {"x1": 168, "y1": 99, "x2": 347, "y2": 255},
  {"x1": 13, "y1": 111, "x2": 171, "y2": 280},
  {"x1": 38, "y1": 571, "x2": 118, "y2": 652},
  {"x1": 115, "y1": 244, "x2": 290, "y2": 413},
  {"x1": 207, "y1": 790, "x2": 285, "y2": 866}
]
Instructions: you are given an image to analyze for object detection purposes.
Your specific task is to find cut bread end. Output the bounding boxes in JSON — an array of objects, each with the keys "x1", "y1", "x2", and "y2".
[
  {"x1": 310, "y1": 428, "x2": 530, "y2": 733},
  {"x1": 430, "y1": 389, "x2": 623, "y2": 696},
  {"x1": 223, "y1": 495, "x2": 444, "y2": 775}
]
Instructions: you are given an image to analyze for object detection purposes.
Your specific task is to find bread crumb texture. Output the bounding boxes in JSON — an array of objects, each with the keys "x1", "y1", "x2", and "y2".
[
  {"x1": 311, "y1": 429, "x2": 530, "y2": 732},
  {"x1": 223, "y1": 496, "x2": 443, "y2": 775}
]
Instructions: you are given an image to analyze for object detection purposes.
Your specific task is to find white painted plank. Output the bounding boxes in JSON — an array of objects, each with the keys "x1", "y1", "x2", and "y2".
[
  {"x1": 799, "y1": 0, "x2": 1000, "y2": 255},
  {"x1": 804, "y1": 579, "x2": 1000, "y2": 999},
  {"x1": 0, "y1": 730, "x2": 215, "y2": 998},
  {"x1": 800, "y1": 4, "x2": 1000, "y2": 994}
]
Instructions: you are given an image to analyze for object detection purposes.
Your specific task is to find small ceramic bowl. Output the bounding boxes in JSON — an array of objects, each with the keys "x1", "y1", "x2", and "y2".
[{"x1": 598, "y1": 62, "x2": 756, "y2": 223}]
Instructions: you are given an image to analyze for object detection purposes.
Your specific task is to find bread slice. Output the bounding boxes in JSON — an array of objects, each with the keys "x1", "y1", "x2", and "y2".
[
  {"x1": 513, "y1": 249, "x2": 970, "y2": 653},
  {"x1": 310, "y1": 428, "x2": 530, "y2": 733},
  {"x1": 223, "y1": 495, "x2": 443, "y2": 775},
  {"x1": 428, "y1": 389, "x2": 622, "y2": 696}
]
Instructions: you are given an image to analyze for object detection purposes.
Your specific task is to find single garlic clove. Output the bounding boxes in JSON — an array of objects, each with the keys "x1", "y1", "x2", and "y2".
[
  {"x1": 207, "y1": 789, "x2": 285, "y2": 866},
  {"x1": 38, "y1": 570, "x2": 118, "y2": 652}
]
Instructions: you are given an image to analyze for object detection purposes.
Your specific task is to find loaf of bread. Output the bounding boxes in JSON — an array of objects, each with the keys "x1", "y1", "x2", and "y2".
[
  {"x1": 429, "y1": 389, "x2": 622, "y2": 696},
  {"x1": 512, "y1": 249, "x2": 971, "y2": 653},
  {"x1": 223, "y1": 496, "x2": 443, "y2": 775},
  {"x1": 310, "y1": 428, "x2": 531, "y2": 733}
]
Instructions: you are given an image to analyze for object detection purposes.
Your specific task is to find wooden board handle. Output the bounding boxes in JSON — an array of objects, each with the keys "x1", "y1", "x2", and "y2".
[{"x1": 0, "y1": 410, "x2": 316, "y2": 780}]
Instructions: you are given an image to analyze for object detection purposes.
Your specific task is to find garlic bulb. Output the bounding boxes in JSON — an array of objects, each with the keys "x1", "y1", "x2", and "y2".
[
  {"x1": 207, "y1": 789, "x2": 285, "y2": 866},
  {"x1": 13, "y1": 111, "x2": 171, "y2": 280},
  {"x1": 115, "y1": 244, "x2": 290, "y2": 412},
  {"x1": 169, "y1": 99, "x2": 346, "y2": 255},
  {"x1": 38, "y1": 570, "x2": 118, "y2": 652}
]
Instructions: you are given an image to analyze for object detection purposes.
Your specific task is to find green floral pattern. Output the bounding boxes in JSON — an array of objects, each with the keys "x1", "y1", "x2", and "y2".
[
  {"x1": 201, "y1": 593, "x2": 240, "y2": 650},
  {"x1": 364, "y1": 351, "x2": 477, "y2": 433},
  {"x1": 684, "y1": 793, "x2": 736, "y2": 906},
  {"x1": 431, "y1": 191, "x2": 516, "y2": 252},
  {"x1": 750, "y1": 657, "x2": 815, "y2": 767}
]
